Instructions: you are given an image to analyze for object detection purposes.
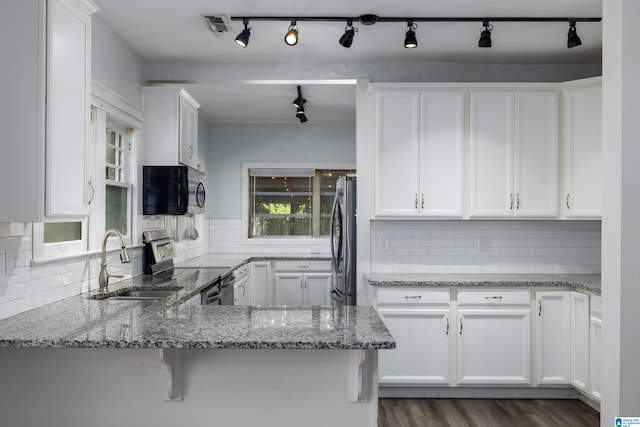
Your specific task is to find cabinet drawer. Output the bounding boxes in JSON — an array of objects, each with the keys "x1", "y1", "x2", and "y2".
[
  {"x1": 457, "y1": 289, "x2": 531, "y2": 307},
  {"x1": 273, "y1": 260, "x2": 330, "y2": 272},
  {"x1": 376, "y1": 288, "x2": 450, "y2": 306}
]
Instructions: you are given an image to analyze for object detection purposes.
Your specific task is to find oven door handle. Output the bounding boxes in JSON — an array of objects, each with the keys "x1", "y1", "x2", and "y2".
[{"x1": 205, "y1": 293, "x2": 222, "y2": 304}]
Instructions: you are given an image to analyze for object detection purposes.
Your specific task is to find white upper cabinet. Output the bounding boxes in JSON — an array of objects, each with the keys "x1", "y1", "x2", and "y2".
[
  {"x1": 141, "y1": 87, "x2": 201, "y2": 170},
  {"x1": 0, "y1": 0, "x2": 97, "y2": 221},
  {"x1": 561, "y1": 79, "x2": 602, "y2": 218},
  {"x1": 470, "y1": 90, "x2": 558, "y2": 218},
  {"x1": 374, "y1": 89, "x2": 464, "y2": 218},
  {"x1": 374, "y1": 91, "x2": 421, "y2": 217}
]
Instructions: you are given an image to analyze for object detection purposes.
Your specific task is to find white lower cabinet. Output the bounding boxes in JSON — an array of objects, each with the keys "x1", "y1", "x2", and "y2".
[
  {"x1": 589, "y1": 296, "x2": 602, "y2": 402},
  {"x1": 249, "y1": 262, "x2": 272, "y2": 306},
  {"x1": 232, "y1": 265, "x2": 251, "y2": 306},
  {"x1": 376, "y1": 288, "x2": 451, "y2": 385},
  {"x1": 570, "y1": 291, "x2": 590, "y2": 393},
  {"x1": 456, "y1": 309, "x2": 532, "y2": 384},
  {"x1": 274, "y1": 272, "x2": 331, "y2": 306},
  {"x1": 536, "y1": 291, "x2": 571, "y2": 384}
]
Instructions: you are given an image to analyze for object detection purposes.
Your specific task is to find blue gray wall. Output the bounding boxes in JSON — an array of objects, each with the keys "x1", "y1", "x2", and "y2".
[{"x1": 205, "y1": 124, "x2": 356, "y2": 218}]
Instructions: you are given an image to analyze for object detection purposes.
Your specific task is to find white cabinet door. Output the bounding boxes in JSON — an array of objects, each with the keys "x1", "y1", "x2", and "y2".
[
  {"x1": 46, "y1": 0, "x2": 94, "y2": 217},
  {"x1": 419, "y1": 91, "x2": 465, "y2": 217},
  {"x1": 305, "y1": 273, "x2": 331, "y2": 306},
  {"x1": 457, "y1": 309, "x2": 531, "y2": 384},
  {"x1": 233, "y1": 275, "x2": 250, "y2": 306},
  {"x1": 378, "y1": 308, "x2": 451, "y2": 385},
  {"x1": 179, "y1": 95, "x2": 198, "y2": 169},
  {"x1": 564, "y1": 85, "x2": 602, "y2": 218},
  {"x1": 0, "y1": 0, "x2": 45, "y2": 222},
  {"x1": 142, "y1": 87, "x2": 201, "y2": 168},
  {"x1": 469, "y1": 91, "x2": 515, "y2": 217},
  {"x1": 535, "y1": 292, "x2": 571, "y2": 384},
  {"x1": 470, "y1": 90, "x2": 558, "y2": 218},
  {"x1": 514, "y1": 92, "x2": 558, "y2": 217},
  {"x1": 250, "y1": 262, "x2": 272, "y2": 306},
  {"x1": 570, "y1": 292, "x2": 590, "y2": 393},
  {"x1": 274, "y1": 273, "x2": 304, "y2": 306},
  {"x1": 589, "y1": 315, "x2": 602, "y2": 402},
  {"x1": 374, "y1": 91, "x2": 420, "y2": 216}
]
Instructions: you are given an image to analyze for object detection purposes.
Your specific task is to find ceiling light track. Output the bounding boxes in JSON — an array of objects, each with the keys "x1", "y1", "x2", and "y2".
[{"x1": 225, "y1": 15, "x2": 600, "y2": 50}]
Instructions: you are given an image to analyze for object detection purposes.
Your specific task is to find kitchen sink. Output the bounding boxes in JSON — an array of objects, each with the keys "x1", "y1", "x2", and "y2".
[
  {"x1": 90, "y1": 287, "x2": 183, "y2": 300},
  {"x1": 109, "y1": 290, "x2": 180, "y2": 300}
]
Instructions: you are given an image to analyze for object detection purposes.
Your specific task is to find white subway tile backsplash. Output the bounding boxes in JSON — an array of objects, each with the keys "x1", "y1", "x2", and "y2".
[{"x1": 371, "y1": 220, "x2": 601, "y2": 274}]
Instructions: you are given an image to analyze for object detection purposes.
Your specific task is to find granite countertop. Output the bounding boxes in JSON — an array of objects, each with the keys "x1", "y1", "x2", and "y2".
[
  {"x1": 366, "y1": 273, "x2": 601, "y2": 295},
  {"x1": 174, "y1": 253, "x2": 331, "y2": 270},
  {"x1": 0, "y1": 259, "x2": 394, "y2": 350}
]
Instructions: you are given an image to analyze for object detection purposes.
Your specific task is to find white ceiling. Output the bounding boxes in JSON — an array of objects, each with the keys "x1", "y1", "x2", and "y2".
[{"x1": 92, "y1": 0, "x2": 602, "y2": 124}]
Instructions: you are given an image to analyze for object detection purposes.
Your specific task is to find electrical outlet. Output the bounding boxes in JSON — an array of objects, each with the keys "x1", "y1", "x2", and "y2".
[
  {"x1": 478, "y1": 237, "x2": 489, "y2": 252},
  {"x1": 5, "y1": 249, "x2": 19, "y2": 277},
  {"x1": 380, "y1": 237, "x2": 391, "y2": 252}
]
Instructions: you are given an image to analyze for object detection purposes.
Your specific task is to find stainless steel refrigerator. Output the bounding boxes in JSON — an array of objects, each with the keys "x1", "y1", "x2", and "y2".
[{"x1": 330, "y1": 175, "x2": 356, "y2": 305}]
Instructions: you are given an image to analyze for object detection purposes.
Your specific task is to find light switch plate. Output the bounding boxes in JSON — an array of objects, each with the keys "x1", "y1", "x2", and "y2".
[
  {"x1": 478, "y1": 237, "x2": 489, "y2": 252},
  {"x1": 380, "y1": 237, "x2": 391, "y2": 252},
  {"x1": 5, "y1": 249, "x2": 19, "y2": 277}
]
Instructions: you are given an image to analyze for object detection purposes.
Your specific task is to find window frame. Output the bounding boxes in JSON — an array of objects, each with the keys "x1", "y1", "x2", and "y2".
[{"x1": 241, "y1": 162, "x2": 356, "y2": 246}]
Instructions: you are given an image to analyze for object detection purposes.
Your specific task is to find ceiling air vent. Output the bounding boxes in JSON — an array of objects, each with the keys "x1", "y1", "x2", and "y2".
[{"x1": 205, "y1": 15, "x2": 233, "y2": 39}]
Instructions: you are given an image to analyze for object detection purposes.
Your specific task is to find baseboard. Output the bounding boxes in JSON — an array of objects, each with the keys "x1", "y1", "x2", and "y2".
[
  {"x1": 578, "y1": 392, "x2": 601, "y2": 412},
  {"x1": 379, "y1": 386, "x2": 581, "y2": 400}
]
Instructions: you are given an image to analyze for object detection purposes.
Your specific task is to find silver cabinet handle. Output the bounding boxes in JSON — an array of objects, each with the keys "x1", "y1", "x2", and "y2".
[
  {"x1": 566, "y1": 193, "x2": 571, "y2": 210},
  {"x1": 509, "y1": 193, "x2": 513, "y2": 210},
  {"x1": 414, "y1": 194, "x2": 418, "y2": 209},
  {"x1": 516, "y1": 194, "x2": 520, "y2": 210},
  {"x1": 538, "y1": 299, "x2": 542, "y2": 316},
  {"x1": 459, "y1": 318, "x2": 463, "y2": 335},
  {"x1": 421, "y1": 193, "x2": 425, "y2": 209},
  {"x1": 404, "y1": 296, "x2": 422, "y2": 302},
  {"x1": 485, "y1": 296, "x2": 503, "y2": 301},
  {"x1": 446, "y1": 317, "x2": 450, "y2": 336}
]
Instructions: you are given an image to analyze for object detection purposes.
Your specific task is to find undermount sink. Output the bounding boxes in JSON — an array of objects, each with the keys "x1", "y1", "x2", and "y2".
[
  {"x1": 109, "y1": 290, "x2": 180, "y2": 300},
  {"x1": 90, "y1": 287, "x2": 184, "y2": 300}
]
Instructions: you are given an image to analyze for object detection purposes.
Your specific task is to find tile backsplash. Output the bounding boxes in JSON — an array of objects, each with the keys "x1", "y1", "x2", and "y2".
[{"x1": 370, "y1": 220, "x2": 601, "y2": 274}]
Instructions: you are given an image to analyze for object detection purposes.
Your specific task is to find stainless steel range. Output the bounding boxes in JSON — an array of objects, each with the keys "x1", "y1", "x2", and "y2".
[{"x1": 143, "y1": 230, "x2": 232, "y2": 305}]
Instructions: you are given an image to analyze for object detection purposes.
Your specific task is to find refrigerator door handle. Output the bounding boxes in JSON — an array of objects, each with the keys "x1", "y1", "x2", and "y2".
[{"x1": 330, "y1": 192, "x2": 343, "y2": 275}]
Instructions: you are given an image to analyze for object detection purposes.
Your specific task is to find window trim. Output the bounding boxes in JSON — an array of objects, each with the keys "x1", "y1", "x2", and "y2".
[{"x1": 241, "y1": 162, "x2": 356, "y2": 246}]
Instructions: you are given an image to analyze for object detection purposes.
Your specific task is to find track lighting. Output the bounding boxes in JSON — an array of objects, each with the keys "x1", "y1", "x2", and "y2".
[
  {"x1": 284, "y1": 19, "x2": 299, "y2": 46},
  {"x1": 567, "y1": 20, "x2": 582, "y2": 48},
  {"x1": 292, "y1": 85, "x2": 305, "y2": 108},
  {"x1": 339, "y1": 19, "x2": 357, "y2": 48},
  {"x1": 293, "y1": 86, "x2": 308, "y2": 123},
  {"x1": 404, "y1": 20, "x2": 417, "y2": 49},
  {"x1": 478, "y1": 20, "x2": 493, "y2": 48},
  {"x1": 235, "y1": 19, "x2": 251, "y2": 48},
  {"x1": 226, "y1": 15, "x2": 600, "y2": 51}
]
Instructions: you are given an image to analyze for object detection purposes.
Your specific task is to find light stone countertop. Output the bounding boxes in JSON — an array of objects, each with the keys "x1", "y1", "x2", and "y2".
[
  {"x1": 366, "y1": 273, "x2": 601, "y2": 295},
  {"x1": 0, "y1": 257, "x2": 393, "y2": 350}
]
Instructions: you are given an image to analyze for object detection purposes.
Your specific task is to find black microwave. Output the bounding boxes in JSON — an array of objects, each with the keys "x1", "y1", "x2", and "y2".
[{"x1": 143, "y1": 166, "x2": 206, "y2": 215}]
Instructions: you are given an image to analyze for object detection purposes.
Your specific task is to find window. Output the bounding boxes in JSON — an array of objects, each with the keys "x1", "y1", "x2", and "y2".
[
  {"x1": 248, "y1": 167, "x2": 355, "y2": 238},
  {"x1": 104, "y1": 125, "x2": 130, "y2": 235}
]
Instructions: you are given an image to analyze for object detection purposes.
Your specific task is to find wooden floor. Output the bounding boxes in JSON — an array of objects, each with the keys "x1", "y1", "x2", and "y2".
[{"x1": 378, "y1": 398, "x2": 600, "y2": 427}]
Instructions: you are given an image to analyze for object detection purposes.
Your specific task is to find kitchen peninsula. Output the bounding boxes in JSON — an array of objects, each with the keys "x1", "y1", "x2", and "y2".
[{"x1": 0, "y1": 271, "x2": 394, "y2": 427}]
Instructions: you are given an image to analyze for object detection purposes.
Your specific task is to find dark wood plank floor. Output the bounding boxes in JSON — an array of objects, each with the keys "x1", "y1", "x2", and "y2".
[{"x1": 378, "y1": 398, "x2": 600, "y2": 427}]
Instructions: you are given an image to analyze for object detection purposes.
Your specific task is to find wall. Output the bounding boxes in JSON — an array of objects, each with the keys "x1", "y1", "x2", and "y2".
[
  {"x1": 206, "y1": 123, "x2": 356, "y2": 219},
  {"x1": 371, "y1": 220, "x2": 601, "y2": 274},
  {"x1": 92, "y1": 17, "x2": 146, "y2": 107}
]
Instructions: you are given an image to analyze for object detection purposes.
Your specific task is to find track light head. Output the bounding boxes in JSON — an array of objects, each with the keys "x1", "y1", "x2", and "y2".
[
  {"x1": 285, "y1": 19, "x2": 299, "y2": 46},
  {"x1": 293, "y1": 86, "x2": 305, "y2": 108},
  {"x1": 404, "y1": 20, "x2": 417, "y2": 49},
  {"x1": 478, "y1": 20, "x2": 493, "y2": 48},
  {"x1": 339, "y1": 19, "x2": 357, "y2": 48},
  {"x1": 567, "y1": 20, "x2": 582, "y2": 48},
  {"x1": 235, "y1": 19, "x2": 251, "y2": 48}
]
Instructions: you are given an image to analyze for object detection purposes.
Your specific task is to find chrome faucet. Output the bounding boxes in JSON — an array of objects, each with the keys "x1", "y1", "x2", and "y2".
[{"x1": 98, "y1": 229, "x2": 131, "y2": 293}]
